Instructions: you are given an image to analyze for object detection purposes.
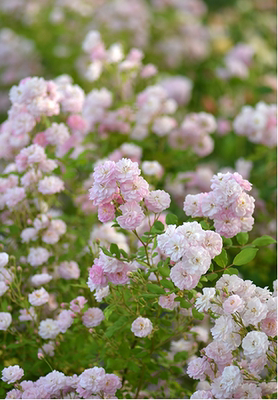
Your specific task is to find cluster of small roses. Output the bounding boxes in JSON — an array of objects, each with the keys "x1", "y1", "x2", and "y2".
[
  {"x1": 87, "y1": 249, "x2": 135, "y2": 296},
  {"x1": 0, "y1": 77, "x2": 60, "y2": 158},
  {"x1": 131, "y1": 85, "x2": 177, "y2": 140},
  {"x1": 183, "y1": 171, "x2": 255, "y2": 238},
  {"x1": 0, "y1": 74, "x2": 89, "y2": 162},
  {"x1": 82, "y1": 30, "x2": 157, "y2": 82},
  {"x1": 153, "y1": 0, "x2": 210, "y2": 67},
  {"x1": 76, "y1": 141, "x2": 164, "y2": 214},
  {"x1": 233, "y1": 101, "x2": 277, "y2": 147},
  {"x1": 168, "y1": 112, "x2": 216, "y2": 157},
  {"x1": 38, "y1": 300, "x2": 105, "y2": 340},
  {"x1": 166, "y1": 159, "x2": 253, "y2": 208},
  {"x1": 89, "y1": 158, "x2": 171, "y2": 229},
  {"x1": 0, "y1": 252, "x2": 11, "y2": 298},
  {"x1": 2, "y1": 365, "x2": 121, "y2": 399},
  {"x1": 92, "y1": 0, "x2": 150, "y2": 48},
  {"x1": 157, "y1": 221, "x2": 222, "y2": 290},
  {"x1": 187, "y1": 275, "x2": 277, "y2": 399},
  {"x1": 216, "y1": 43, "x2": 254, "y2": 80},
  {"x1": 0, "y1": 143, "x2": 64, "y2": 213},
  {"x1": 21, "y1": 212, "x2": 66, "y2": 245}
]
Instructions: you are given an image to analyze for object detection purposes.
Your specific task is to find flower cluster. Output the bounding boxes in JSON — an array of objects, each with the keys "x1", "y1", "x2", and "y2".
[
  {"x1": 168, "y1": 112, "x2": 216, "y2": 157},
  {"x1": 89, "y1": 158, "x2": 171, "y2": 230},
  {"x1": 2, "y1": 365, "x2": 121, "y2": 399},
  {"x1": 87, "y1": 250, "x2": 134, "y2": 295},
  {"x1": 183, "y1": 172, "x2": 255, "y2": 238},
  {"x1": 21, "y1": 213, "x2": 66, "y2": 245},
  {"x1": 233, "y1": 101, "x2": 277, "y2": 147},
  {"x1": 188, "y1": 275, "x2": 277, "y2": 399},
  {"x1": 216, "y1": 43, "x2": 254, "y2": 80},
  {"x1": 157, "y1": 221, "x2": 222, "y2": 290},
  {"x1": 131, "y1": 85, "x2": 177, "y2": 140}
]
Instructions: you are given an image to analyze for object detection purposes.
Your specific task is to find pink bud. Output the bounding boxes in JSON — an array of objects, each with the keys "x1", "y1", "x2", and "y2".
[{"x1": 38, "y1": 352, "x2": 44, "y2": 359}]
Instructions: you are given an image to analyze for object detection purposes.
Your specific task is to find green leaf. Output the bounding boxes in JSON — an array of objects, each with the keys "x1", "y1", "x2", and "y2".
[
  {"x1": 136, "y1": 260, "x2": 150, "y2": 268},
  {"x1": 225, "y1": 267, "x2": 239, "y2": 275},
  {"x1": 146, "y1": 283, "x2": 165, "y2": 295},
  {"x1": 103, "y1": 305, "x2": 116, "y2": 320},
  {"x1": 200, "y1": 220, "x2": 210, "y2": 230},
  {"x1": 110, "y1": 243, "x2": 120, "y2": 258},
  {"x1": 223, "y1": 238, "x2": 233, "y2": 246},
  {"x1": 153, "y1": 221, "x2": 164, "y2": 231},
  {"x1": 179, "y1": 299, "x2": 192, "y2": 309},
  {"x1": 141, "y1": 294, "x2": 159, "y2": 299},
  {"x1": 214, "y1": 249, "x2": 228, "y2": 267},
  {"x1": 174, "y1": 351, "x2": 188, "y2": 362},
  {"x1": 120, "y1": 249, "x2": 128, "y2": 258},
  {"x1": 236, "y1": 232, "x2": 249, "y2": 245},
  {"x1": 160, "y1": 279, "x2": 174, "y2": 289},
  {"x1": 207, "y1": 273, "x2": 218, "y2": 281},
  {"x1": 165, "y1": 213, "x2": 178, "y2": 225},
  {"x1": 100, "y1": 247, "x2": 112, "y2": 257},
  {"x1": 252, "y1": 235, "x2": 276, "y2": 247},
  {"x1": 233, "y1": 247, "x2": 258, "y2": 266},
  {"x1": 192, "y1": 308, "x2": 204, "y2": 320},
  {"x1": 158, "y1": 265, "x2": 170, "y2": 277}
]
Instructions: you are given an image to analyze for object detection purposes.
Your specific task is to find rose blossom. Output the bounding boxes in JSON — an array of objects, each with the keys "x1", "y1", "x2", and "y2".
[{"x1": 131, "y1": 317, "x2": 153, "y2": 337}]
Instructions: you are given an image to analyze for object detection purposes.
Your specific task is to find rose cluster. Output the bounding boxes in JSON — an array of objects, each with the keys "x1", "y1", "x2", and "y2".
[
  {"x1": 233, "y1": 101, "x2": 277, "y2": 147},
  {"x1": 188, "y1": 275, "x2": 277, "y2": 399},
  {"x1": 157, "y1": 221, "x2": 222, "y2": 290},
  {"x1": 2, "y1": 365, "x2": 121, "y2": 399},
  {"x1": 168, "y1": 112, "x2": 216, "y2": 157},
  {"x1": 89, "y1": 158, "x2": 171, "y2": 230},
  {"x1": 183, "y1": 171, "x2": 255, "y2": 238}
]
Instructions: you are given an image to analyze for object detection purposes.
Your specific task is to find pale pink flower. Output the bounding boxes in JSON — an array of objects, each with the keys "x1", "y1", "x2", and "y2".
[
  {"x1": 158, "y1": 292, "x2": 177, "y2": 310},
  {"x1": 57, "y1": 310, "x2": 74, "y2": 333},
  {"x1": 98, "y1": 203, "x2": 115, "y2": 223},
  {"x1": 5, "y1": 187, "x2": 26, "y2": 209},
  {"x1": 2, "y1": 365, "x2": 24, "y2": 384},
  {"x1": 145, "y1": 190, "x2": 171, "y2": 213},
  {"x1": 82, "y1": 308, "x2": 104, "y2": 328},
  {"x1": 260, "y1": 318, "x2": 277, "y2": 337},
  {"x1": 79, "y1": 366, "x2": 106, "y2": 393},
  {"x1": 89, "y1": 181, "x2": 117, "y2": 206},
  {"x1": 38, "y1": 319, "x2": 60, "y2": 339},
  {"x1": 0, "y1": 312, "x2": 12, "y2": 330},
  {"x1": 0, "y1": 252, "x2": 9, "y2": 268},
  {"x1": 58, "y1": 261, "x2": 80, "y2": 280},
  {"x1": 120, "y1": 177, "x2": 149, "y2": 202},
  {"x1": 170, "y1": 262, "x2": 200, "y2": 290},
  {"x1": 28, "y1": 287, "x2": 49, "y2": 306},
  {"x1": 19, "y1": 308, "x2": 36, "y2": 322},
  {"x1": 117, "y1": 201, "x2": 145, "y2": 230},
  {"x1": 131, "y1": 317, "x2": 153, "y2": 337},
  {"x1": 187, "y1": 357, "x2": 210, "y2": 380},
  {"x1": 44, "y1": 123, "x2": 70, "y2": 147},
  {"x1": 93, "y1": 160, "x2": 116, "y2": 184},
  {"x1": 38, "y1": 176, "x2": 65, "y2": 195},
  {"x1": 70, "y1": 296, "x2": 87, "y2": 313},
  {"x1": 115, "y1": 158, "x2": 140, "y2": 183},
  {"x1": 102, "y1": 374, "x2": 122, "y2": 395},
  {"x1": 242, "y1": 331, "x2": 269, "y2": 359},
  {"x1": 27, "y1": 247, "x2": 50, "y2": 267},
  {"x1": 223, "y1": 295, "x2": 244, "y2": 314}
]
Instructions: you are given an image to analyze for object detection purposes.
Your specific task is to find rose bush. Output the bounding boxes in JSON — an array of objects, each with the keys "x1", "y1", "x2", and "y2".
[{"x1": 0, "y1": 1, "x2": 276, "y2": 399}]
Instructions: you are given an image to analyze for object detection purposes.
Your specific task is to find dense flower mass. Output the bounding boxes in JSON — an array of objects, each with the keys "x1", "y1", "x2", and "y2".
[
  {"x1": 183, "y1": 172, "x2": 255, "y2": 237},
  {"x1": 0, "y1": 2, "x2": 276, "y2": 399},
  {"x1": 188, "y1": 275, "x2": 277, "y2": 399}
]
